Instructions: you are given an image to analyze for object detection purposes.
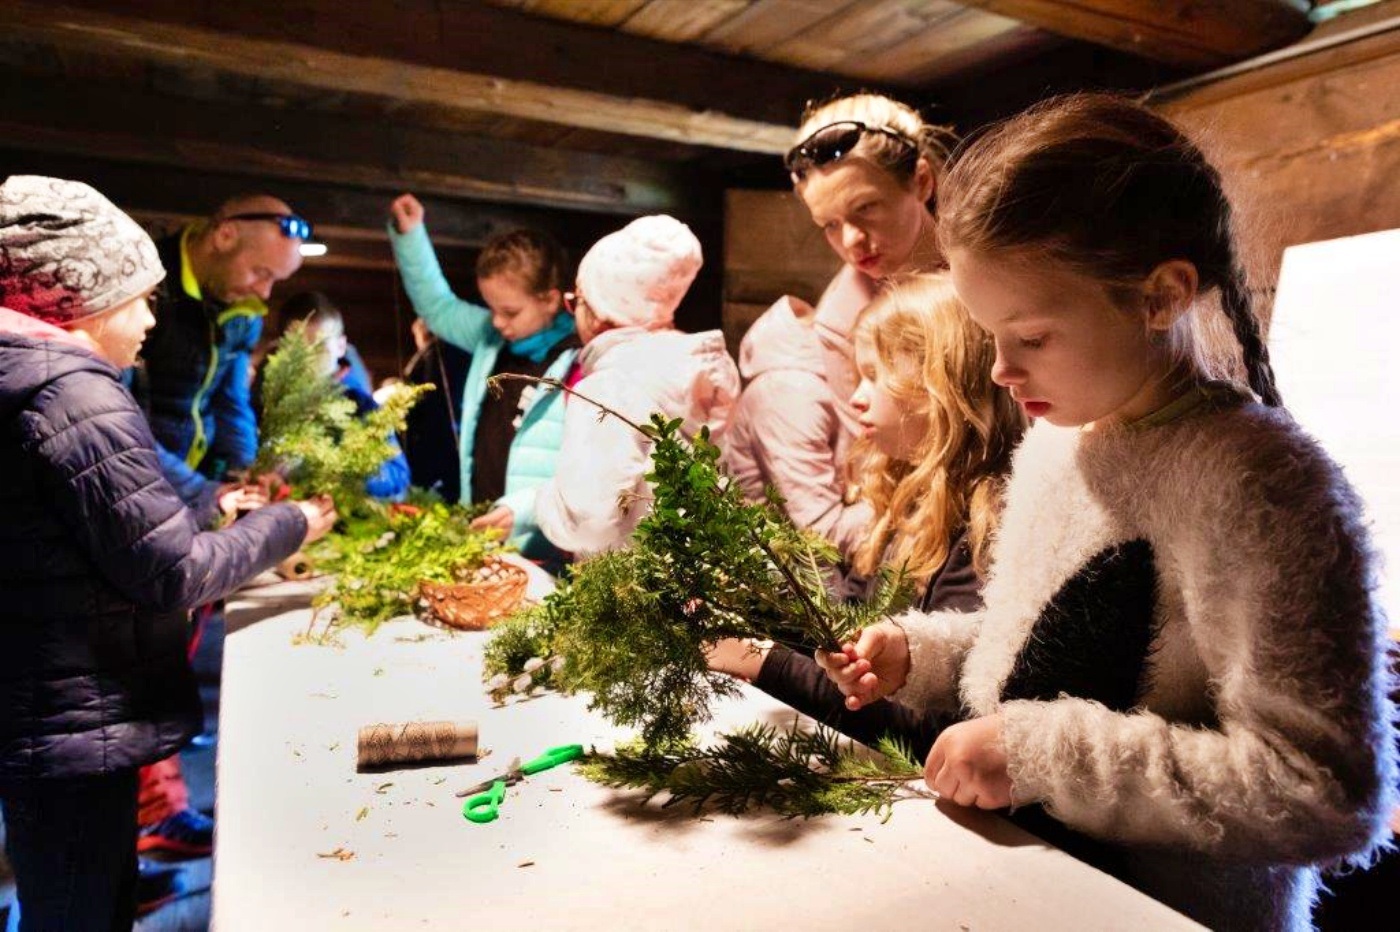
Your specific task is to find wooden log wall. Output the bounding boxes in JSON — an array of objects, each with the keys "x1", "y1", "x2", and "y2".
[
  {"x1": 722, "y1": 190, "x2": 842, "y2": 359},
  {"x1": 1157, "y1": 2, "x2": 1400, "y2": 322}
]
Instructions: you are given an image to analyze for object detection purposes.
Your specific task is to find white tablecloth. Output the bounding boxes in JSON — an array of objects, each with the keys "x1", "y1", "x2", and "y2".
[{"x1": 213, "y1": 567, "x2": 1202, "y2": 931}]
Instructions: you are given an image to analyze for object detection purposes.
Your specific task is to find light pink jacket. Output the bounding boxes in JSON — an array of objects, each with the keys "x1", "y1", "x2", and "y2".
[{"x1": 723, "y1": 266, "x2": 876, "y2": 560}]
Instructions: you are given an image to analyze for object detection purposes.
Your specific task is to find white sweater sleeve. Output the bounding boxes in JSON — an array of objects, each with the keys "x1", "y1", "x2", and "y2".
[{"x1": 891, "y1": 608, "x2": 982, "y2": 717}]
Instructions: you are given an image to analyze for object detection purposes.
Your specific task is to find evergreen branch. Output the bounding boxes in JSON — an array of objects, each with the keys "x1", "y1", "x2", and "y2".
[
  {"x1": 579, "y1": 722, "x2": 930, "y2": 819},
  {"x1": 304, "y1": 499, "x2": 506, "y2": 638},
  {"x1": 746, "y1": 526, "x2": 837, "y2": 651},
  {"x1": 255, "y1": 322, "x2": 431, "y2": 510},
  {"x1": 482, "y1": 374, "x2": 911, "y2": 749}
]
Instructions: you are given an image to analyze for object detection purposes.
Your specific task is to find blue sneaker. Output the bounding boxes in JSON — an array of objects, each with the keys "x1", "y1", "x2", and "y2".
[
  {"x1": 136, "y1": 859, "x2": 187, "y2": 917},
  {"x1": 137, "y1": 808, "x2": 214, "y2": 858}
]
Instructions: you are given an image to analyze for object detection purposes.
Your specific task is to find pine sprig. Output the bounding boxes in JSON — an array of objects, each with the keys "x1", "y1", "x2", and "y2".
[
  {"x1": 483, "y1": 375, "x2": 913, "y2": 750},
  {"x1": 578, "y1": 722, "x2": 929, "y2": 819},
  {"x1": 254, "y1": 322, "x2": 432, "y2": 508}
]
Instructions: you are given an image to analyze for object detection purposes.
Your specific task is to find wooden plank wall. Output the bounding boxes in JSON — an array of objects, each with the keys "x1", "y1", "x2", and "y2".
[
  {"x1": 721, "y1": 189, "x2": 842, "y2": 359},
  {"x1": 1159, "y1": 5, "x2": 1400, "y2": 322}
]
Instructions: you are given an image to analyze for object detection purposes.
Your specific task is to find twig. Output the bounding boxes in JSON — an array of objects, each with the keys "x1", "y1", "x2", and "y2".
[
  {"x1": 489, "y1": 374, "x2": 649, "y2": 436},
  {"x1": 746, "y1": 527, "x2": 839, "y2": 650}
]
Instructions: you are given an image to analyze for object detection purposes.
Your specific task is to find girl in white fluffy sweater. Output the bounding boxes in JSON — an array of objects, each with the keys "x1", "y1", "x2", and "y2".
[{"x1": 819, "y1": 94, "x2": 1397, "y2": 931}]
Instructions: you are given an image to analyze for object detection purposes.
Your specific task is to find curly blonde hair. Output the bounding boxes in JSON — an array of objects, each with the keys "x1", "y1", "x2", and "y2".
[{"x1": 849, "y1": 273, "x2": 1024, "y2": 585}]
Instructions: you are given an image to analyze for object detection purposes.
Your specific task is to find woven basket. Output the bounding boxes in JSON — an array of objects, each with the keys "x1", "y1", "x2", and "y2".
[{"x1": 417, "y1": 556, "x2": 529, "y2": 631}]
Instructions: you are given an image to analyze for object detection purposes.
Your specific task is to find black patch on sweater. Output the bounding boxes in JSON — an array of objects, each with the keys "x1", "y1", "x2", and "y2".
[{"x1": 998, "y1": 539, "x2": 1159, "y2": 712}]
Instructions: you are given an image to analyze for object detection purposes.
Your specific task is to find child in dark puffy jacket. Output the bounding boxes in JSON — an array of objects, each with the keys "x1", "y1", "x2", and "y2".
[{"x1": 0, "y1": 176, "x2": 336, "y2": 931}]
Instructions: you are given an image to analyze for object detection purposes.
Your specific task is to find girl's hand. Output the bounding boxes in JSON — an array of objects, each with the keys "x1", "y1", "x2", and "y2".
[
  {"x1": 925, "y1": 714, "x2": 1011, "y2": 809},
  {"x1": 813, "y1": 621, "x2": 910, "y2": 710},
  {"x1": 294, "y1": 495, "x2": 337, "y2": 545},
  {"x1": 703, "y1": 638, "x2": 770, "y2": 681},
  {"x1": 217, "y1": 483, "x2": 269, "y2": 518},
  {"x1": 389, "y1": 193, "x2": 425, "y2": 234},
  {"x1": 411, "y1": 317, "x2": 433, "y2": 351},
  {"x1": 469, "y1": 504, "x2": 514, "y2": 534}
]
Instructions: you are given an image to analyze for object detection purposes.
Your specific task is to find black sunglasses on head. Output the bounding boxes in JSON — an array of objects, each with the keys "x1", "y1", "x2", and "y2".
[
  {"x1": 220, "y1": 212, "x2": 313, "y2": 240},
  {"x1": 784, "y1": 120, "x2": 919, "y2": 177}
]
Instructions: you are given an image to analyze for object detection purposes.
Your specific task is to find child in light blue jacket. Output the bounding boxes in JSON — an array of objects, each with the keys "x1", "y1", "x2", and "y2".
[{"x1": 388, "y1": 194, "x2": 577, "y2": 566}]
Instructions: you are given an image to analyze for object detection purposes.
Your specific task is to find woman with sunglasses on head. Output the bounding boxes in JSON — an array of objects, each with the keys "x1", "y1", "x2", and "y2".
[
  {"x1": 388, "y1": 194, "x2": 578, "y2": 570},
  {"x1": 725, "y1": 94, "x2": 956, "y2": 565}
]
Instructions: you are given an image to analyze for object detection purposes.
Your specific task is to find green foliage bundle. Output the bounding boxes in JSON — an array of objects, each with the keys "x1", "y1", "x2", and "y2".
[
  {"x1": 308, "y1": 498, "x2": 504, "y2": 636},
  {"x1": 580, "y1": 723, "x2": 928, "y2": 819},
  {"x1": 483, "y1": 377, "x2": 912, "y2": 750},
  {"x1": 254, "y1": 321, "x2": 431, "y2": 508}
]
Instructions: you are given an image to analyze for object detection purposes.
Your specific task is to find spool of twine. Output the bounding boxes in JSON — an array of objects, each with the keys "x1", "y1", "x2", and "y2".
[
  {"x1": 356, "y1": 720, "x2": 478, "y2": 770},
  {"x1": 276, "y1": 551, "x2": 314, "y2": 581}
]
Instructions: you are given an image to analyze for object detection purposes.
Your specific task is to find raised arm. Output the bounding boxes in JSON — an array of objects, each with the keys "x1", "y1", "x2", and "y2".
[{"x1": 386, "y1": 194, "x2": 494, "y2": 353}]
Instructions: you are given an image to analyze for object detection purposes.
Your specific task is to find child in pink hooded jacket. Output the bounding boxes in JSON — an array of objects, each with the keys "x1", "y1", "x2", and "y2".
[{"x1": 535, "y1": 215, "x2": 740, "y2": 558}]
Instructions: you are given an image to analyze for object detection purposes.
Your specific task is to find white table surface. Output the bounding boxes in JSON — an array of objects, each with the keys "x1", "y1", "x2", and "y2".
[{"x1": 214, "y1": 571, "x2": 1202, "y2": 931}]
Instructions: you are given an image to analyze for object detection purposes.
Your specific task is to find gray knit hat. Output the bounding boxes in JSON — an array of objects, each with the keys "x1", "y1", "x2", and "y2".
[{"x1": 0, "y1": 175, "x2": 165, "y2": 326}]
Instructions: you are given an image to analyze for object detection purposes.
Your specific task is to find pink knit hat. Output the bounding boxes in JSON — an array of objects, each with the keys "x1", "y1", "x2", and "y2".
[{"x1": 576, "y1": 215, "x2": 701, "y2": 329}]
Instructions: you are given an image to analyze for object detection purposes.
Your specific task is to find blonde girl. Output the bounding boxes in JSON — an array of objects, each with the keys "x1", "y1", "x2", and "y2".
[
  {"x1": 710, "y1": 273, "x2": 1022, "y2": 754},
  {"x1": 848, "y1": 272, "x2": 1021, "y2": 596}
]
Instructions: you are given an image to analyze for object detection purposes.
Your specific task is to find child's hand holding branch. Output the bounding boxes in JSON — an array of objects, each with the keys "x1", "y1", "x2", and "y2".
[{"x1": 815, "y1": 621, "x2": 910, "y2": 710}]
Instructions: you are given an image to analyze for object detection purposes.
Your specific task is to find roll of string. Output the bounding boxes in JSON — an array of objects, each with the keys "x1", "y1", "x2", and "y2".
[{"x1": 356, "y1": 720, "x2": 478, "y2": 770}]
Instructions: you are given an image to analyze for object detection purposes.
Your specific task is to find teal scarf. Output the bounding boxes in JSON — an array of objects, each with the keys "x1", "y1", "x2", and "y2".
[{"x1": 508, "y1": 311, "x2": 574, "y2": 363}]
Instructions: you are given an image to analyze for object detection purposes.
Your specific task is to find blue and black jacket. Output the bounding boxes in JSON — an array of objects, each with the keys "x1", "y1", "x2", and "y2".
[{"x1": 132, "y1": 229, "x2": 266, "y2": 479}]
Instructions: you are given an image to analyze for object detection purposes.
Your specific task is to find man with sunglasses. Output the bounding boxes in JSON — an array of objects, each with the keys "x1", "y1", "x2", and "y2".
[{"x1": 132, "y1": 194, "x2": 308, "y2": 483}]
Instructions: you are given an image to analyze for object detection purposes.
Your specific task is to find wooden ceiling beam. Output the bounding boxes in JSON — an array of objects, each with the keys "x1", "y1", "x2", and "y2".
[
  {"x1": 0, "y1": 74, "x2": 707, "y2": 216},
  {"x1": 951, "y1": 1, "x2": 1313, "y2": 69},
  {"x1": 0, "y1": 146, "x2": 625, "y2": 257},
  {"x1": 1, "y1": 0, "x2": 854, "y2": 154}
]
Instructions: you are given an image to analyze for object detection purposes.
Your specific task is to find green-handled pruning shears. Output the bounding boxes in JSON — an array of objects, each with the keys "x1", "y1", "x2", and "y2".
[{"x1": 459, "y1": 743, "x2": 584, "y2": 824}]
